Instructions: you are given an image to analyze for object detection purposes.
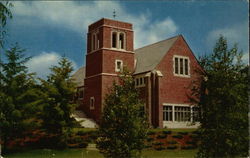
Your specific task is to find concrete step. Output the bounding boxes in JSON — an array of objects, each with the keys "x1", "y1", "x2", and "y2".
[
  {"x1": 72, "y1": 110, "x2": 98, "y2": 128},
  {"x1": 86, "y1": 143, "x2": 98, "y2": 151}
]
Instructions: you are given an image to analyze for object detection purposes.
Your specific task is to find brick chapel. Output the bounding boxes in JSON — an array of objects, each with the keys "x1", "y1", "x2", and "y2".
[{"x1": 72, "y1": 18, "x2": 201, "y2": 128}]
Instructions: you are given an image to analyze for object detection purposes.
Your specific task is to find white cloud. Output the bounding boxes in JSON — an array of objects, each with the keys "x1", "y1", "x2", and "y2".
[
  {"x1": 12, "y1": 1, "x2": 178, "y2": 49},
  {"x1": 26, "y1": 52, "x2": 77, "y2": 79},
  {"x1": 206, "y1": 21, "x2": 249, "y2": 64},
  {"x1": 134, "y1": 17, "x2": 178, "y2": 48}
]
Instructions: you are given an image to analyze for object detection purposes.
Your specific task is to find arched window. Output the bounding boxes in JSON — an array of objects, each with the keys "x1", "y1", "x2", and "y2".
[
  {"x1": 112, "y1": 31, "x2": 126, "y2": 50},
  {"x1": 112, "y1": 32, "x2": 117, "y2": 48},
  {"x1": 92, "y1": 34, "x2": 96, "y2": 51},
  {"x1": 119, "y1": 33, "x2": 125, "y2": 49},
  {"x1": 90, "y1": 97, "x2": 95, "y2": 110},
  {"x1": 92, "y1": 32, "x2": 99, "y2": 51}
]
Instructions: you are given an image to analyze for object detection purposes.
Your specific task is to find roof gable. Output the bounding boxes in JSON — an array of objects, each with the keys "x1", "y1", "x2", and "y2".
[{"x1": 134, "y1": 35, "x2": 180, "y2": 74}]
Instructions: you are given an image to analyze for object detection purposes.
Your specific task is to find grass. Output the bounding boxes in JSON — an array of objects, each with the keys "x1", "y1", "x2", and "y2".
[
  {"x1": 4, "y1": 149, "x2": 102, "y2": 158},
  {"x1": 73, "y1": 127, "x2": 197, "y2": 134},
  {"x1": 4, "y1": 149, "x2": 197, "y2": 158},
  {"x1": 73, "y1": 128, "x2": 97, "y2": 133}
]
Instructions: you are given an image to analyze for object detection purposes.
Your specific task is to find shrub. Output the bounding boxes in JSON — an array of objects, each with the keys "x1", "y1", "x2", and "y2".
[
  {"x1": 177, "y1": 132, "x2": 188, "y2": 135},
  {"x1": 68, "y1": 143, "x2": 78, "y2": 148},
  {"x1": 192, "y1": 130, "x2": 200, "y2": 135},
  {"x1": 172, "y1": 134, "x2": 183, "y2": 139},
  {"x1": 153, "y1": 142, "x2": 164, "y2": 146},
  {"x1": 186, "y1": 140, "x2": 196, "y2": 145},
  {"x1": 144, "y1": 144, "x2": 152, "y2": 148},
  {"x1": 147, "y1": 137, "x2": 154, "y2": 142},
  {"x1": 154, "y1": 146, "x2": 165, "y2": 150},
  {"x1": 88, "y1": 131, "x2": 98, "y2": 141},
  {"x1": 68, "y1": 136, "x2": 84, "y2": 144},
  {"x1": 78, "y1": 142, "x2": 88, "y2": 148},
  {"x1": 162, "y1": 130, "x2": 172, "y2": 135},
  {"x1": 167, "y1": 145, "x2": 178, "y2": 149},
  {"x1": 147, "y1": 131, "x2": 156, "y2": 135},
  {"x1": 181, "y1": 145, "x2": 196, "y2": 150},
  {"x1": 76, "y1": 130, "x2": 87, "y2": 136},
  {"x1": 156, "y1": 134, "x2": 167, "y2": 139},
  {"x1": 190, "y1": 134, "x2": 199, "y2": 141},
  {"x1": 167, "y1": 140, "x2": 177, "y2": 145}
]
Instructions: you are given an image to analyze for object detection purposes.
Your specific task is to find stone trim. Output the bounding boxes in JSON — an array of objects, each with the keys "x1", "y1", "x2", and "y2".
[
  {"x1": 85, "y1": 73, "x2": 118, "y2": 79},
  {"x1": 87, "y1": 47, "x2": 134, "y2": 55},
  {"x1": 89, "y1": 24, "x2": 133, "y2": 33}
]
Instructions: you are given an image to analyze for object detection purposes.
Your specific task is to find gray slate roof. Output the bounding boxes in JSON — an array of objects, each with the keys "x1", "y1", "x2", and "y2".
[
  {"x1": 134, "y1": 35, "x2": 179, "y2": 74},
  {"x1": 72, "y1": 66, "x2": 85, "y2": 87}
]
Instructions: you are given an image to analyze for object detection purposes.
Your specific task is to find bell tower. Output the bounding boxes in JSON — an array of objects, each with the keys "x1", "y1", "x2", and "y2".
[{"x1": 82, "y1": 18, "x2": 135, "y2": 122}]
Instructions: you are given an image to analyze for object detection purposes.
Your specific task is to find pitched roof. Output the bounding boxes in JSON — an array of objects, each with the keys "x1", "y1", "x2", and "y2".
[
  {"x1": 72, "y1": 66, "x2": 85, "y2": 87},
  {"x1": 134, "y1": 35, "x2": 180, "y2": 74}
]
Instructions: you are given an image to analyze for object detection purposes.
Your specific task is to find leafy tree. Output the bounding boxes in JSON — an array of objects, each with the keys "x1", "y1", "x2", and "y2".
[
  {"x1": 0, "y1": 44, "x2": 41, "y2": 152},
  {"x1": 194, "y1": 36, "x2": 249, "y2": 157},
  {"x1": 39, "y1": 57, "x2": 77, "y2": 149},
  {"x1": 97, "y1": 70, "x2": 148, "y2": 158}
]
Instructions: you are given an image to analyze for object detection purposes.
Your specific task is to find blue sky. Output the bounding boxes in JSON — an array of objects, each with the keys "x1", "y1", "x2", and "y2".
[{"x1": 4, "y1": 1, "x2": 249, "y2": 78}]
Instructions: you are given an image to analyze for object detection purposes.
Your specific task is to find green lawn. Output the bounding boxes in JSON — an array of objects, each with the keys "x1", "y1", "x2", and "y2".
[
  {"x1": 73, "y1": 127, "x2": 197, "y2": 133},
  {"x1": 4, "y1": 149, "x2": 197, "y2": 158}
]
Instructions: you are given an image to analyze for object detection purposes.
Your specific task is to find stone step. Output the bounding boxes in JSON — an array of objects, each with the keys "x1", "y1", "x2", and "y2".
[
  {"x1": 72, "y1": 110, "x2": 98, "y2": 128},
  {"x1": 86, "y1": 143, "x2": 98, "y2": 151}
]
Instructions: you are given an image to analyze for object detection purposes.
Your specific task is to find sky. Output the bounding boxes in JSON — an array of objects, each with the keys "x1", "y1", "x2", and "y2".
[{"x1": 3, "y1": 0, "x2": 249, "y2": 78}]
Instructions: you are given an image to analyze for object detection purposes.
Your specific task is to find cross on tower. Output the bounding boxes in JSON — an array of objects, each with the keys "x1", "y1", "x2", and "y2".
[{"x1": 113, "y1": 9, "x2": 116, "y2": 19}]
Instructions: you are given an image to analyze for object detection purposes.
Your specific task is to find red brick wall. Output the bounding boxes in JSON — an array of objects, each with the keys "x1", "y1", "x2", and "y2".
[
  {"x1": 82, "y1": 76, "x2": 102, "y2": 121},
  {"x1": 88, "y1": 18, "x2": 132, "y2": 31},
  {"x1": 102, "y1": 50, "x2": 134, "y2": 74},
  {"x1": 82, "y1": 18, "x2": 135, "y2": 122},
  {"x1": 156, "y1": 36, "x2": 200, "y2": 105},
  {"x1": 101, "y1": 27, "x2": 134, "y2": 51},
  {"x1": 85, "y1": 51, "x2": 102, "y2": 77},
  {"x1": 101, "y1": 75, "x2": 119, "y2": 107}
]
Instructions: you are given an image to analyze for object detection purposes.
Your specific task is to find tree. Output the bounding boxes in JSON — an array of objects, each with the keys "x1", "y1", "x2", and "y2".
[
  {"x1": 39, "y1": 57, "x2": 77, "y2": 149},
  {"x1": 97, "y1": 70, "x2": 148, "y2": 158},
  {"x1": 194, "y1": 36, "x2": 249, "y2": 157},
  {"x1": 0, "y1": 44, "x2": 41, "y2": 152}
]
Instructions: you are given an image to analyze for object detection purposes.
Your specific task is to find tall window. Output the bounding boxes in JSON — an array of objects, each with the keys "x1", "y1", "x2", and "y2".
[
  {"x1": 163, "y1": 106, "x2": 173, "y2": 121},
  {"x1": 174, "y1": 56, "x2": 190, "y2": 77},
  {"x1": 135, "y1": 77, "x2": 146, "y2": 87},
  {"x1": 163, "y1": 105, "x2": 200, "y2": 122},
  {"x1": 192, "y1": 107, "x2": 200, "y2": 122},
  {"x1": 180, "y1": 58, "x2": 183, "y2": 74},
  {"x1": 175, "y1": 58, "x2": 178, "y2": 74},
  {"x1": 184, "y1": 59, "x2": 188, "y2": 75},
  {"x1": 112, "y1": 32, "x2": 117, "y2": 48},
  {"x1": 115, "y1": 60, "x2": 123, "y2": 72},
  {"x1": 175, "y1": 106, "x2": 191, "y2": 122},
  {"x1": 90, "y1": 97, "x2": 95, "y2": 110},
  {"x1": 112, "y1": 31, "x2": 125, "y2": 50},
  {"x1": 136, "y1": 78, "x2": 139, "y2": 86},
  {"x1": 119, "y1": 33, "x2": 125, "y2": 49},
  {"x1": 92, "y1": 32, "x2": 99, "y2": 51}
]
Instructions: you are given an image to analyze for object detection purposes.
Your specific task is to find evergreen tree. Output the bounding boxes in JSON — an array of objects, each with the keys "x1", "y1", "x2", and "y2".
[
  {"x1": 0, "y1": 44, "x2": 41, "y2": 152},
  {"x1": 97, "y1": 70, "x2": 148, "y2": 158},
  {"x1": 194, "y1": 36, "x2": 249, "y2": 157},
  {"x1": 39, "y1": 57, "x2": 77, "y2": 149}
]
